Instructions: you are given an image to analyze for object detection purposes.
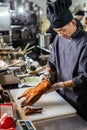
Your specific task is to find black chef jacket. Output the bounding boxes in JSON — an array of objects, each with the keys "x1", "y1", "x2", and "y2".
[{"x1": 47, "y1": 27, "x2": 87, "y2": 120}]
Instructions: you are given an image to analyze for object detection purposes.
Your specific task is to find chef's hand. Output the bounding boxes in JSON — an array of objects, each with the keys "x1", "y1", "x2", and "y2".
[
  {"x1": 45, "y1": 82, "x2": 64, "y2": 93},
  {"x1": 40, "y1": 71, "x2": 51, "y2": 80},
  {"x1": 45, "y1": 80, "x2": 76, "y2": 94}
]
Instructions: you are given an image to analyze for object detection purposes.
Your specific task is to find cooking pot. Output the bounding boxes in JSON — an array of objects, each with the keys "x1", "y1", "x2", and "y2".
[
  {"x1": 39, "y1": 33, "x2": 51, "y2": 48},
  {"x1": 10, "y1": 1, "x2": 20, "y2": 10}
]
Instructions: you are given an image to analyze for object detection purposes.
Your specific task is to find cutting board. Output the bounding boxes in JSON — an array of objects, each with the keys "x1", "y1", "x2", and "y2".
[{"x1": 10, "y1": 88, "x2": 76, "y2": 121}]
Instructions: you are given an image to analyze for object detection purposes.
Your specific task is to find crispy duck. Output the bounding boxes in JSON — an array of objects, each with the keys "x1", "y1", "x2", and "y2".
[
  {"x1": 24, "y1": 106, "x2": 43, "y2": 115},
  {"x1": 17, "y1": 79, "x2": 51, "y2": 107}
]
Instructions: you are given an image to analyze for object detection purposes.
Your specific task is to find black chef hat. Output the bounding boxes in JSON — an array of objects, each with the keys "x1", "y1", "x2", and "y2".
[
  {"x1": 46, "y1": 0, "x2": 73, "y2": 28},
  {"x1": 75, "y1": 10, "x2": 84, "y2": 16}
]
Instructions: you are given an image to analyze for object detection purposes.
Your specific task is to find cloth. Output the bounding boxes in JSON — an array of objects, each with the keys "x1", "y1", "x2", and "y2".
[{"x1": 47, "y1": 27, "x2": 87, "y2": 119}]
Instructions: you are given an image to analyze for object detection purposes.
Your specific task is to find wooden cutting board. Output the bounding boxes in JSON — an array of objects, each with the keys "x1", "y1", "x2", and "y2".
[{"x1": 10, "y1": 88, "x2": 76, "y2": 121}]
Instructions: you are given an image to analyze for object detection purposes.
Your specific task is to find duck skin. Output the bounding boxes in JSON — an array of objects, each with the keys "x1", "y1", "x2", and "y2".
[
  {"x1": 24, "y1": 106, "x2": 43, "y2": 115},
  {"x1": 17, "y1": 79, "x2": 51, "y2": 107},
  {"x1": 17, "y1": 87, "x2": 33, "y2": 99}
]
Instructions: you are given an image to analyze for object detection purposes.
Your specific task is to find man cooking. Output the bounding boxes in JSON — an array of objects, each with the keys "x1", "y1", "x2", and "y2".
[{"x1": 41, "y1": 0, "x2": 87, "y2": 121}]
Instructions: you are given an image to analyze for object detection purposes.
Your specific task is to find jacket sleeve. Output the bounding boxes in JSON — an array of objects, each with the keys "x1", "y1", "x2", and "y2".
[
  {"x1": 72, "y1": 43, "x2": 87, "y2": 85},
  {"x1": 46, "y1": 37, "x2": 58, "y2": 72}
]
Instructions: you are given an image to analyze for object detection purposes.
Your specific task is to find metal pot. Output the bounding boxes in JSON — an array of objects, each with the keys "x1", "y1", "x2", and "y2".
[
  {"x1": 10, "y1": 1, "x2": 21, "y2": 10},
  {"x1": 21, "y1": 27, "x2": 29, "y2": 40},
  {"x1": 39, "y1": 33, "x2": 51, "y2": 48}
]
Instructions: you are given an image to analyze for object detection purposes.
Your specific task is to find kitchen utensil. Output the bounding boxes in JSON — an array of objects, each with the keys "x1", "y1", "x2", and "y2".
[
  {"x1": 0, "y1": 74, "x2": 21, "y2": 85},
  {"x1": 17, "y1": 65, "x2": 46, "y2": 78},
  {"x1": 25, "y1": 46, "x2": 35, "y2": 52},
  {"x1": 0, "y1": 61, "x2": 22, "y2": 71},
  {"x1": 0, "y1": 60, "x2": 8, "y2": 69},
  {"x1": 29, "y1": 65, "x2": 46, "y2": 74},
  {"x1": 23, "y1": 43, "x2": 30, "y2": 53},
  {"x1": 25, "y1": 50, "x2": 32, "y2": 55},
  {"x1": 39, "y1": 33, "x2": 51, "y2": 48}
]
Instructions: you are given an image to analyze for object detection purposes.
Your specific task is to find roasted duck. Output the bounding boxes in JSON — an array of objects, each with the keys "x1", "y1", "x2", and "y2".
[
  {"x1": 18, "y1": 87, "x2": 34, "y2": 99},
  {"x1": 24, "y1": 106, "x2": 43, "y2": 115},
  {"x1": 17, "y1": 79, "x2": 51, "y2": 107}
]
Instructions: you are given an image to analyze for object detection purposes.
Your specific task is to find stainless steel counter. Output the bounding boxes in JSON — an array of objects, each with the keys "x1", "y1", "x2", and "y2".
[{"x1": 34, "y1": 115, "x2": 87, "y2": 130}]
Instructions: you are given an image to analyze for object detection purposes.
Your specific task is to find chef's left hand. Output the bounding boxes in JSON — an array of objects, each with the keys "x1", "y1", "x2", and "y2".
[
  {"x1": 45, "y1": 82, "x2": 64, "y2": 93},
  {"x1": 40, "y1": 71, "x2": 51, "y2": 80}
]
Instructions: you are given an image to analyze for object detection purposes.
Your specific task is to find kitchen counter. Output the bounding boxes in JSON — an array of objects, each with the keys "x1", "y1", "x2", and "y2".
[
  {"x1": 34, "y1": 115, "x2": 87, "y2": 130},
  {"x1": 16, "y1": 113, "x2": 87, "y2": 130},
  {"x1": 3, "y1": 88, "x2": 87, "y2": 130},
  {"x1": 8, "y1": 88, "x2": 87, "y2": 130}
]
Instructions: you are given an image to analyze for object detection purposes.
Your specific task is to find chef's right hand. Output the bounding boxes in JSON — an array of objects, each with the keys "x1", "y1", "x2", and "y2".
[{"x1": 40, "y1": 71, "x2": 51, "y2": 80}]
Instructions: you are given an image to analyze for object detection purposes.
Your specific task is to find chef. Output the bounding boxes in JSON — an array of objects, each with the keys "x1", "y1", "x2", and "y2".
[
  {"x1": 74, "y1": 10, "x2": 85, "y2": 30},
  {"x1": 42, "y1": 0, "x2": 87, "y2": 121}
]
